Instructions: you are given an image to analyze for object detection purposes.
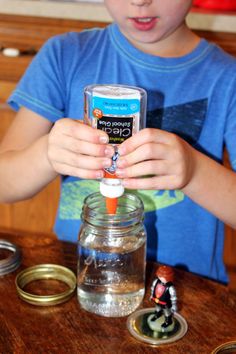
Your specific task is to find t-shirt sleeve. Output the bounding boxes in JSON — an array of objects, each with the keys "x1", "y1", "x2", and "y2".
[
  {"x1": 224, "y1": 78, "x2": 236, "y2": 172},
  {"x1": 8, "y1": 35, "x2": 66, "y2": 122}
]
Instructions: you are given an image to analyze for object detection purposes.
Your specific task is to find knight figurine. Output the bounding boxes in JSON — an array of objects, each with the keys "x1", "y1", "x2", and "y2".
[{"x1": 149, "y1": 265, "x2": 177, "y2": 329}]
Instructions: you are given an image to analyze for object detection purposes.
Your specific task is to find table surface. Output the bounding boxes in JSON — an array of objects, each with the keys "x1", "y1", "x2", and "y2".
[{"x1": 0, "y1": 229, "x2": 236, "y2": 354}]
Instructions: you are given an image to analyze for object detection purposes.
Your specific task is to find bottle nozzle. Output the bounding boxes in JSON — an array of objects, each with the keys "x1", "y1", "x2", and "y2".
[
  {"x1": 105, "y1": 197, "x2": 118, "y2": 215},
  {"x1": 100, "y1": 178, "x2": 124, "y2": 198}
]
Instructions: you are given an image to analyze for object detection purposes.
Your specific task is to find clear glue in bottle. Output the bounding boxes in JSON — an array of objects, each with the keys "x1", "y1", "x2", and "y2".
[{"x1": 84, "y1": 84, "x2": 147, "y2": 214}]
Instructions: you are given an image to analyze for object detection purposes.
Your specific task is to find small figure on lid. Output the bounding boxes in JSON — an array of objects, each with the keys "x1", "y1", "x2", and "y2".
[
  {"x1": 148, "y1": 265, "x2": 177, "y2": 332},
  {"x1": 127, "y1": 265, "x2": 187, "y2": 344}
]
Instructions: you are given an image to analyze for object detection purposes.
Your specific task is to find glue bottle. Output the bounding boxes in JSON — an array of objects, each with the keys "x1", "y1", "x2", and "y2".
[{"x1": 84, "y1": 84, "x2": 147, "y2": 214}]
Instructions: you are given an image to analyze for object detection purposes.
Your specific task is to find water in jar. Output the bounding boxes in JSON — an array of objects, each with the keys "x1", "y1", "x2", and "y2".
[{"x1": 77, "y1": 235, "x2": 146, "y2": 317}]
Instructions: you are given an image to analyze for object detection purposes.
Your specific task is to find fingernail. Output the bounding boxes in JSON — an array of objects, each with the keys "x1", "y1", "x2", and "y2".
[
  {"x1": 99, "y1": 136, "x2": 109, "y2": 144},
  {"x1": 116, "y1": 169, "x2": 125, "y2": 177},
  {"x1": 95, "y1": 171, "x2": 104, "y2": 179},
  {"x1": 122, "y1": 179, "x2": 129, "y2": 187},
  {"x1": 116, "y1": 158, "x2": 125, "y2": 168},
  {"x1": 102, "y1": 159, "x2": 112, "y2": 168},
  {"x1": 118, "y1": 146, "x2": 125, "y2": 155},
  {"x1": 104, "y1": 146, "x2": 114, "y2": 157}
]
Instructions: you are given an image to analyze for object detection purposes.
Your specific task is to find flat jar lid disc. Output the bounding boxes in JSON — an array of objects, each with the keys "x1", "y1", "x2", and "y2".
[
  {"x1": 127, "y1": 307, "x2": 188, "y2": 346},
  {"x1": 15, "y1": 264, "x2": 76, "y2": 306}
]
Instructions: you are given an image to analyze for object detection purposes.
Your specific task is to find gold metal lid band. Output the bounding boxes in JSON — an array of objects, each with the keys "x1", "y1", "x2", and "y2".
[
  {"x1": 211, "y1": 341, "x2": 236, "y2": 354},
  {"x1": 0, "y1": 240, "x2": 21, "y2": 276},
  {"x1": 15, "y1": 264, "x2": 76, "y2": 306}
]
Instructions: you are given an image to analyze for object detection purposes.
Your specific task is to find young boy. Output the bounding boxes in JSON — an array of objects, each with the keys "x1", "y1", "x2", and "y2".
[{"x1": 0, "y1": 0, "x2": 236, "y2": 283}]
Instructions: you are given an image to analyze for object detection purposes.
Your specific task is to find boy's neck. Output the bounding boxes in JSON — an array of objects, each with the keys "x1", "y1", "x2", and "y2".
[{"x1": 124, "y1": 23, "x2": 201, "y2": 58}]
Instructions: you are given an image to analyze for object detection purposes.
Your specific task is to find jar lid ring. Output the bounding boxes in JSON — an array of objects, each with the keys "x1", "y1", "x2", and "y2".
[
  {"x1": 15, "y1": 264, "x2": 76, "y2": 306},
  {"x1": 0, "y1": 239, "x2": 21, "y2": 276}
]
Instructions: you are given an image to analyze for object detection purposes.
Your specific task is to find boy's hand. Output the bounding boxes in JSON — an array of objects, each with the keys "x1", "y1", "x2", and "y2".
[
  {"x1": 116, "y1": 128, "x2": 196, "y2": 191},
  {"x1": 47, "y1": 118, "x2": 114, "y2": 179}
]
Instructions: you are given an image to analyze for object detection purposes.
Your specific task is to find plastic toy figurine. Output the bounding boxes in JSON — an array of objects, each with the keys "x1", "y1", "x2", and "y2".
[
  {"x1": 127, "y1": 265, "x2": 188, "y2": 344},
  {"x1": 148, "y1": 265, "x2": 177, "y2": 332}
]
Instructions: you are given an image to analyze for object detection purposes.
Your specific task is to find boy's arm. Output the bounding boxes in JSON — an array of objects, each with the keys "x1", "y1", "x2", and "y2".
[
  {"x1": 181, "y1": 148, "x2": 236, "y2": 230},
  {"x1": 116, "y1": 128, "x2": 236, "y2": 229},
  {"x1": 0, "y1": 107, "x2": 57, "y2": 202},
  {"x1": 0, "y1": 107, "x2": 113, "y2": 203}
]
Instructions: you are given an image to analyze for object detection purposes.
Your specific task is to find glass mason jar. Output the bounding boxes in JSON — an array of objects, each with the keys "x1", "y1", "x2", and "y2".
[{"x1": 77, "y1": 192, "x2": 146, "y2": 317}]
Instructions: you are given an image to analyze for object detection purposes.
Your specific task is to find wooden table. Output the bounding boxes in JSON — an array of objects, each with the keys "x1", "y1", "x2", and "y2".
[{"x1": 0, "y1": 229, "x2": 235, "y2": 354}]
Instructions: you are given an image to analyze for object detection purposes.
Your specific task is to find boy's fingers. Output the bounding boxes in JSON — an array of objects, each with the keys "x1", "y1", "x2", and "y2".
[
  {"x1": 117, "y1": 143, "x2": 171, "y2": 168},
  {"x1": 49, "y1": 148, "x2": 111, "y2": 170},
  {"x1": 54, "y1": 162, "x2": 104, "y2": 179},
  {"x1": 56, "y1": 119, "x2": 109, "y2": 144},
  {"x1": 116, "y1": 160, "x2": 167, "y2": 178},
  {"x1": 55, "y1": 136, "x2": 114, "y2": 158},
  {"x1": 118, "y1": 128, "x2": 171, "y2": 155},
  {"x1": 122, "y1": 175, "x2": 177, "y2": 190}
]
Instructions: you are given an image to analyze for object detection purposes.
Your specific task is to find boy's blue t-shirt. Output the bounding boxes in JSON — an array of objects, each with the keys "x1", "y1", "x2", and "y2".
[{"x1": 8, "y1": 24, "x2": 236, "y2": 283}]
